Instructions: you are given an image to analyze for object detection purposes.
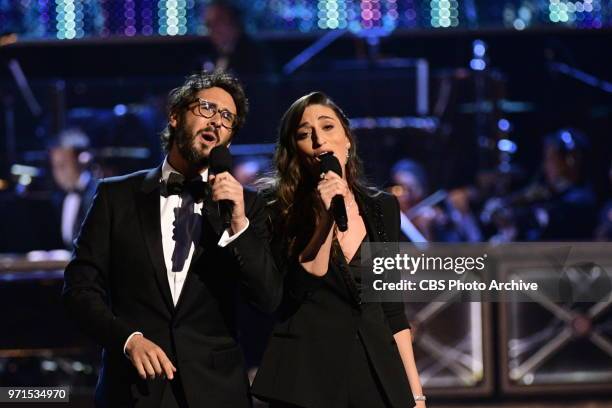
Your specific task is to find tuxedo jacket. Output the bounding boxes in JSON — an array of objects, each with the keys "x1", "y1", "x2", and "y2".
[
  {"x1": 252, "y1": 191, "x2": 415, "y2": 408},
  {"x1": 62, "y1": 166, "x2": 282, "y2": 408},
  {"x1": 52, "y1": 173, "x2": 98, "y2": 248}
]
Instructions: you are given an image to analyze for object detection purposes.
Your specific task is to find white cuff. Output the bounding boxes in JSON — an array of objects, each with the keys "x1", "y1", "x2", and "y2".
[
  {"x1": 217, "y1": 218, "x2": 250, "y2": 247},
  {"x1": 123, "y1": 331, "x2": 143, "y2": 357}
]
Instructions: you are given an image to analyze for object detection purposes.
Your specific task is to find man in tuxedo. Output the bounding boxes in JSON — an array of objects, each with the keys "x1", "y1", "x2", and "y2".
[
  {"x1": 49, "y1": 128, "x2": 98, "y2": 249},
  {"x1": 63, "y1": 71, "x2": 282, "y2": 408}
]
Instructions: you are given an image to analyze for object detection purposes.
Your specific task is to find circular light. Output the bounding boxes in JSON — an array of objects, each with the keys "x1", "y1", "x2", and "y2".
[
  {"x1": 497, "y1": 139, "x2": 517, "y2": 154},
  {"x1": 498, "y1": 118, "x2": 511, "y2": 131},
  {"x1": 513, "y1": 19, "x2": 526, "y2": 30},
  {"x1": 470, "y1": 58, "x2": 486, "y2": 70},
  {"x1": 473, "y1": 41, "x2": 486, "y2": 57}
]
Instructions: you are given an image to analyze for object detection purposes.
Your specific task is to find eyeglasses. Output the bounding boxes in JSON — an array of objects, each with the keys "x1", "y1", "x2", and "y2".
[{"x1": 189, "y1": 98, "x2": 237, "y2": 129}]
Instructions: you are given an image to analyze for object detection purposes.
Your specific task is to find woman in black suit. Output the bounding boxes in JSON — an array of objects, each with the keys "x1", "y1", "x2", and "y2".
[{"x1": 252, "y1": 92, "x2": 425, "y2": 408}]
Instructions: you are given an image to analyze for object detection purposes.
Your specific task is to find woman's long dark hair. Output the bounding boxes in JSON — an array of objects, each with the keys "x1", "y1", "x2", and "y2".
[{"x1": 260, "y1": 91, "x2": 372, "y2": 259}]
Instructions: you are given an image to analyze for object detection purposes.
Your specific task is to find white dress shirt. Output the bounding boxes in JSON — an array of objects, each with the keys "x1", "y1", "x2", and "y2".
[
  {"x1": 61, "y1": 171, "x2": 92, "y2": 247},
  {"x1": 124, "y1": 158, "x2": 249, "y2": 353}
]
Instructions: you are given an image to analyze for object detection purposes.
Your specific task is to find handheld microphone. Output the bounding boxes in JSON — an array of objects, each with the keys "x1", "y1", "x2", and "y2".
[
  {"x1": 319, "y1": 152, "x2": 348, "y2": 232},
  {"x1": 209, "y1": 145, "x2": 234, "y2": 229}
]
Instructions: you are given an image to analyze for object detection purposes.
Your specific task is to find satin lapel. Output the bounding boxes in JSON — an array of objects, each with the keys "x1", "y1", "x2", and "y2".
[
  {"x1": 325, "y1": 192, "x2": 380, "y2": 303},
  {"x1": 137, "y1": 166, "x2": 174, "y2": 312},
  {"x1": 356, "y1": 192, "x2": 382, "y2": 243},
  {"x1": 202, "y1": 198, "x2": 223, "y2": 237}
]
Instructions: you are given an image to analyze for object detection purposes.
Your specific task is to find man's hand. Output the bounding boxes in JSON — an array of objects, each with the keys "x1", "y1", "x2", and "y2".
[
  {"x1": 209, "y1": 171, "x2": 247, "y2": 234},
  {"x1": 125, "y1": 334, "x2": 176, "y2": 380}
]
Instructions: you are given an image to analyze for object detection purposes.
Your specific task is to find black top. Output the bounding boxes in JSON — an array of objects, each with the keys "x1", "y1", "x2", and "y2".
[
  {"x1": 252, "y1": 191, "x2": 415, "y2": 408},
  {"x1": 348, "y1": 235, "x2": 369, "y2": 291},
  {"x1": 332, "y1": 234, "x2": 369, "y2": 308}
]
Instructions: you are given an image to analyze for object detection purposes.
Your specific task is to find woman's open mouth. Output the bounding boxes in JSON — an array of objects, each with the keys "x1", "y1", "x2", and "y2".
[{"x1": 314, "y1": 151, "x2": 332, "y2": 161}]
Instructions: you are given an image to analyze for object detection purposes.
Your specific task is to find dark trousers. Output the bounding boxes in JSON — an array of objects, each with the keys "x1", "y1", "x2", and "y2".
[
  {"x1": 269, "y1": 334, "x2": 392, "y2": 408},
  {"x1": 160, "y1": 373, "x2": 189, "y2": 408}
]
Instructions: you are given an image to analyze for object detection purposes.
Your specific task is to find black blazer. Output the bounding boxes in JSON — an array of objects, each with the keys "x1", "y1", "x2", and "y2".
[
  {"x1": 52, "y1": 173, "x2": 98, "y2": 248},
  {"x1": 252, "y1": 191, "x2": 415, "y2": 408},
  {"x1": 62, "y1": 166, "x2": 282, "y2": 408}
]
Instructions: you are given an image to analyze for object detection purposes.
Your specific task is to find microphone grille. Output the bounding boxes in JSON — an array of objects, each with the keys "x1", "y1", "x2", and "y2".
[
  {"x1": 319, "y1": 152, "x2": 342, "y2": 177},
  {"x1": 209, "y1": 145, "x2": 233, "y2": 175}
]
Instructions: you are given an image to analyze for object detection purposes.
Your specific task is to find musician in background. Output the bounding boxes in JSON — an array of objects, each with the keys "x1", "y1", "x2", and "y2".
[
  {"x1": 389, "y1": 159, "x2": 482, "y2": 242},
  {"x1": 595, "y1": 159, "x2": 612, "y2": 241},
  {"x1": 49, "y1": 128, "x2": 97, "y2": 249},
  {"x1": 233, "y1": 155, "x2": 270, "y2": 188},
  {"x1": 483, "y1": 129, "x2": 597, "y2": 241},
  {"x1": 199, "y1": 1, "x2": 273, "y2": 76}
]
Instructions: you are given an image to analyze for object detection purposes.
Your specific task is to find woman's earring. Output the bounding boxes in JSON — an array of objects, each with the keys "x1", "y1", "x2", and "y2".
[{"x1": 346, "y1": 150, "x2": 350, "y2": 159}]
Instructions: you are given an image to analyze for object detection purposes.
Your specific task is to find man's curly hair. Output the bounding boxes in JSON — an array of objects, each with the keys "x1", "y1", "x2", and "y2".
[{"x1": 160, "y1": 71, "x2": 249, "y2": 153}]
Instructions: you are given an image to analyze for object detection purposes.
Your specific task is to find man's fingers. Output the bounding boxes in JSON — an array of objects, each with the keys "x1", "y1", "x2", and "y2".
[
  {"x1": 148, "y1": 350, "x2": 163, "y2": 376},
  {"x1": 133, "y1": 357, "x2": 147, "y2": 379},
  {"x1": 142, "y1": 358, "x2": 156, "y2": 379},
  {"x1": 213, "y1": 188, "x2": 241, "y2": 201},
  {"x1": 212, "y1": 180, "x2": 240, "y2": 193},
  {"x1": 212, "y1": 182, "x2": 243, "y2": 203},
  {"x1": 159, "y1": 354, "x2": 176, "y2": 380},
  {"x1": 127, "y1": 337, "x2": 174, "y2": 381},
  {"x1": 210, "y1": 171, "x2": 234, "y2": 185}
]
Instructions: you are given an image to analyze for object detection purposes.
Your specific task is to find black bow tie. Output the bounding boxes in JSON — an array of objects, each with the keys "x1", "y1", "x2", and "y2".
[{"x1": 161, "y1": 172, "x2": 210, "y2": 202}]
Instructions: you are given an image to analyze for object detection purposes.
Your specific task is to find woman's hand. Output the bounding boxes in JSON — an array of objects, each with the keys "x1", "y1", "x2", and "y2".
[
  {"x1": 297, "y1": 171, "x2": 346, "y2": 275},
  {"x1": 317, "y1": 171, "x2": 349, "y2": 211}
]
